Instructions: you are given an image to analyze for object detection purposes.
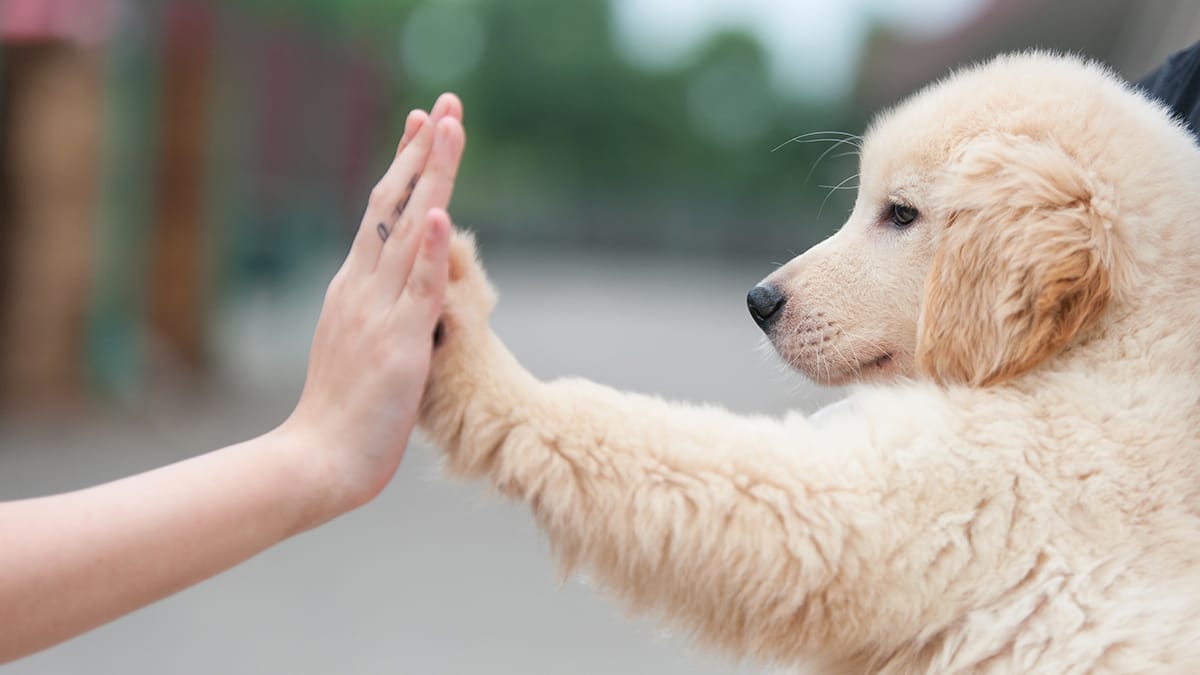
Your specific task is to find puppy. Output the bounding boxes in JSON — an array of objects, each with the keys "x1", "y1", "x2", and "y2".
[{"x1": 419, "y1": 52, "x2": 1200, "y2": 673}]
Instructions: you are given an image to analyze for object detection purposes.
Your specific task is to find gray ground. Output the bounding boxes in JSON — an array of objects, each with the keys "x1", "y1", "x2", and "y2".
[{"x1": 0, "y1": 251, "x2": 845, "y2": 674}]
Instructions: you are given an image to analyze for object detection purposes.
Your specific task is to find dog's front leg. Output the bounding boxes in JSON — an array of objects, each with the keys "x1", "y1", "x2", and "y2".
[{"x1": 419, "y1": 233, "x2": 1025, "y2": 666}]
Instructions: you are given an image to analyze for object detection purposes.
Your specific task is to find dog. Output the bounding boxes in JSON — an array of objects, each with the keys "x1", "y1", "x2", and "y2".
[{"x1": 418, "y1": 52, "x2": 1200, "y2": 673}]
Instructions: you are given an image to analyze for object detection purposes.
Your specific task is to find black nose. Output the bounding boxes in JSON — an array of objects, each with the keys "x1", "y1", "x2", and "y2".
[{"x1": 747, "y1": 284, "x2": 786, "y2": 329}]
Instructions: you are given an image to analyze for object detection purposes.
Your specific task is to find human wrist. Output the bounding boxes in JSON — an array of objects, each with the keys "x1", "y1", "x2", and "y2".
[{"x1": 260, "y1": 420, "x2": 356, "y2": 534}]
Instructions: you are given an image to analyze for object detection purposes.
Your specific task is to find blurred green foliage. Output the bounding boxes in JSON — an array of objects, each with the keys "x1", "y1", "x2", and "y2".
[{"x1": 232, "y1": 0, "x2": 864, "y2": 257}]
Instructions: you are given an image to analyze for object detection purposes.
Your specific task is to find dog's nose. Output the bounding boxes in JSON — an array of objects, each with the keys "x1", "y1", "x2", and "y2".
[{"x1": 747, "y1": 284, "x2": 786, "y2": 329}]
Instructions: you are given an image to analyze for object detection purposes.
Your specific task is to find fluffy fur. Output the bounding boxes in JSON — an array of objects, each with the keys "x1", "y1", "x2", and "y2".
[{"x1": 418, "y1": 52, "x2": 1200, "y2": 673}]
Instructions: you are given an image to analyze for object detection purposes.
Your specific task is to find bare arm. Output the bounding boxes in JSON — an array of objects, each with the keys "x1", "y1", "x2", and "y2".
[
  {"x1": 1, "y1": 430, "x2": 332, "y2": 661},
  {"x1": 419, "y1": 235, "x2": 1032, "y2": 665},
  {"x1": 0, "y1": 93, "x2": 466, "y2": 664}
]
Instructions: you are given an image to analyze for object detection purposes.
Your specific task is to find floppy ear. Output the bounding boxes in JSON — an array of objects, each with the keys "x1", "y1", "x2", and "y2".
[{"x1": 916, "y1": 133, "x2": 1115, "y2": 387}]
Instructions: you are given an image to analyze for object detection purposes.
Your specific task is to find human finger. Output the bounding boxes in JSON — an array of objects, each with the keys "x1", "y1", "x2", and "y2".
[
  {"x1": 395, "y1": 108, "x2": 426, "y2": 154},
  {"x1": 343, "y1": 109, "x2": 431, "y2": 278},
  {"x1": 361, "y1": 95, "x2": 461, "y2": 268},
  {"x1": 392, "y1": 207, "x2": 451, "y2": 338},
  {"x1": 346, "y1": 93, "x2": 461, "y2": 278},
  {"x1": 376, "y1": 115, "x2": 464, "y2": 301}
]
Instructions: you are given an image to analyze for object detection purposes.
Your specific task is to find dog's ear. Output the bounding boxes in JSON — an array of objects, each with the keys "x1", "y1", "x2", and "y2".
[{"x1": 916, "y1": 133, "x2": 1115, "y2": 387}]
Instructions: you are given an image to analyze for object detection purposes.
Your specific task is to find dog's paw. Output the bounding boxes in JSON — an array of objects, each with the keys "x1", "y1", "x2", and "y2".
[
  {"x1": 433, "y1": 229, "x2": 497, "y2": 349},
  {"x1": 420, "y1": 228, "x2": 540, "y2": 473},
  {"x1": 420, "y1": 229, "x2": 513, "y2": 455}
]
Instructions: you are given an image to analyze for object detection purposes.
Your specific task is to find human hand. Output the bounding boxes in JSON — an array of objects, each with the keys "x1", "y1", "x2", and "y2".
[
  {"x1": 0, "y1": 94, "x2": 467, "y2": 662},
  {"x1": 281, "y1": 93, "x2": 467, "y2": 516}
]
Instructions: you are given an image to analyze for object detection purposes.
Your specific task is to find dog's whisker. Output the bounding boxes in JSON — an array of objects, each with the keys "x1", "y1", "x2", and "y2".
[
  {"x1": 837, "y1": 333, "x2": 863, "y2": 369},
  {"x1": 819, "y1": 172, "x2": 861, "y2": 218},
  {"x1": 828, "y1": 341, "x2": 855, "y2": 376},
  {"x1": 795, "y1": 307, "x2": 834, "y2": 383},
  {"x1": 773, "y1": 130, "x2": 860, "y2": 143},
  {"x1": 835, "y1": 325, "x2": 886, "y2": 348},
  {"x1": 771, "y1": 131, "x2": 863, "y2": 153},
  {"x1": 835, "y1": 328, "x2": 895, "y2": 370},
  {"x1": 804, "y1": 137, "x2": 865, "y2": 186},
  {"x1": 772, "y1": 138, "x2": 863, "y2": 154}
]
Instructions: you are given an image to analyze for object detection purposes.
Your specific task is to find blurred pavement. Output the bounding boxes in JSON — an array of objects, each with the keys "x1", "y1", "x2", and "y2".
[{"x1": 0, "y1": 251, "x2": 845, "y2": 674}]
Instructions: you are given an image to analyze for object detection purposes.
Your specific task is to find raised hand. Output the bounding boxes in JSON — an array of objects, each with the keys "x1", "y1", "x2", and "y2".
[
  {"x1": 283, "y1": 93, "x2": 467, "y2": 509},
  {"x1": 0, "y1": 95, "x2": 470, "y2": 664}
]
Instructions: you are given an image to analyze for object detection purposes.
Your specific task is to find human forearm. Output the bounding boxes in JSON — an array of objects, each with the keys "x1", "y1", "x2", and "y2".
[
  {"x1": 0, "y1": 92, "x2": 466, "y2": 664},
  {"x1": 0, "y1": 427, "x2": 334, "y2": 663}
]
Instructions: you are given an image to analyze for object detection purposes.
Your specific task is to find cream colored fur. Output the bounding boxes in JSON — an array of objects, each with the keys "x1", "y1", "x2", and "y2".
[{"x1": 418, "y1": 52, "x2": 1200, "y2": 673}]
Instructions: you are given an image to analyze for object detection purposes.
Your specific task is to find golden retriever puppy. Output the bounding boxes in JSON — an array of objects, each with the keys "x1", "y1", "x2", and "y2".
[{"x1": 418, "y1": 52, "x2": 1200, "y2": 673}]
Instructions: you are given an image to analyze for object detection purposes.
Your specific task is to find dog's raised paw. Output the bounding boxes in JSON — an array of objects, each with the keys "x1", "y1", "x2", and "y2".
[
  {"x1": 434, "y1": 229, "x2": 498, "y2": 348},
  {"x1": 448, "y1": 229, "x2": 480, "y2": 283}
]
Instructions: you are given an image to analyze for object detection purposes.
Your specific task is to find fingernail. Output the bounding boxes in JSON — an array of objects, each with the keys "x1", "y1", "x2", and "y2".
[
  {"x1": 431, "y1": 94, "x2": 450, "y2": 118},
  {"x1": 406, "y1": 110, "x2": 425, "y2": 132},
  {"x1": 397, "y1": 112, "x2": 425, "y2": 154}
]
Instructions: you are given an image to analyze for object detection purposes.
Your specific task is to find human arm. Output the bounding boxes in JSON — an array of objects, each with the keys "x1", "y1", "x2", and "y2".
[{"x1": 0, "y1": 93, "x2": 466, "y2": 663}]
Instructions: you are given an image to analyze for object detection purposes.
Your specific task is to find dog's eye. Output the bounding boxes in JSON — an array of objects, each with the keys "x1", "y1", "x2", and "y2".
[{"x1": 890, "y1": 203, "x2": 919, "y2": 228}]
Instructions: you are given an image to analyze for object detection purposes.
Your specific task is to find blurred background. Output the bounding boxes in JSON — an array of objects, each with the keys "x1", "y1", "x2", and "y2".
[{"x1": 0, "y1": 0, "x2": 1194, "y2": 672}]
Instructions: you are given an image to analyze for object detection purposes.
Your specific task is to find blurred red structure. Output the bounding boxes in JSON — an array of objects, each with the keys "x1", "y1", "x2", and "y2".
[
  {"x1": 0, "y1": 0, "x2": 119, "y2": 45},
  {"x1": 0, "y1": 0, "x2": 119, "y2": 408},
  {"x1": 0, "y1": 0, "x2": 392, "y2": 410},
  {"x1": 146, "y1": 1, "x2": 214, "y2": 370}
]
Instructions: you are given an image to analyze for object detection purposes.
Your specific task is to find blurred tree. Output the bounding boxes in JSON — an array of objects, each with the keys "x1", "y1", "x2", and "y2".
[{"x1": 386, "y1": 0, "x2": 856, "y2": 256}]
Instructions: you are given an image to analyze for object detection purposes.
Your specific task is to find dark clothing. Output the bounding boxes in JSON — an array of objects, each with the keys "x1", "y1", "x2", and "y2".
[{"x1": 1136, "y1": 40, "x2": 1200, "y2": 138}]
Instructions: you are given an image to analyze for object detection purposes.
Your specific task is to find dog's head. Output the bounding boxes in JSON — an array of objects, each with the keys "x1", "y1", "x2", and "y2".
[{"x1": 752, "y1": 53, "x2": 1134, "y2": 387}]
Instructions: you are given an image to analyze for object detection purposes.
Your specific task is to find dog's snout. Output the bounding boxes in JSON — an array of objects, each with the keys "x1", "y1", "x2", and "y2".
[{"x1": 747, "y1": 285, "x2": 786, "y2": 329}]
